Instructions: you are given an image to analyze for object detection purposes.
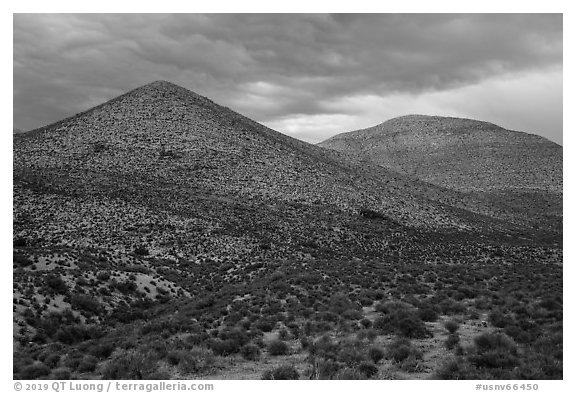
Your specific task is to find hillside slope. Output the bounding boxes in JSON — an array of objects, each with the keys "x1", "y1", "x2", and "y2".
[
  {"x1": 319, "y1": 115, "x2": 562, "y2": 193},
  {"x1": 319, "y1": 115, "x2": 562, "y2": 236},
  {"x1": 12, "y1": 82, "x2": 563, "y2": 380},
  {"x1": 15, "y1": 82, "x2": 522, "y2": 234}
]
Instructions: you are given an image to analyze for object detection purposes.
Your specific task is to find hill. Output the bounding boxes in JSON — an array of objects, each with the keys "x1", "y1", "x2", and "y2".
[
  {"x1": 319, "y1": 115, "x2": 562, "y2": 236},
  {"x1": 13, "y1": 83, "x2": 562, "y2": 380},
  {"x1": 319, "y1": 115, "x2": 562, "y2": 193}
]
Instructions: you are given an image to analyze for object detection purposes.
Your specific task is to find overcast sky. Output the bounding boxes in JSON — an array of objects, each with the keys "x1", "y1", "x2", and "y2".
[{"x1": 13, "y1": 14, "x2": 563, "y2": 144}]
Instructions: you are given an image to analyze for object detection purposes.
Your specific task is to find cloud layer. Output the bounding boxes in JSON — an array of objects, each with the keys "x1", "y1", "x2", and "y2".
[{"x1": 14, "y1": 14, "x2": 563, "y2": 143}]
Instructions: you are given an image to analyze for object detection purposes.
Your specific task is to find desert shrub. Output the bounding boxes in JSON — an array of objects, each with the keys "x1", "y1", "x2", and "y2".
[
  {"x1": 45, "y1": 274, "x2": 68, "y2": 295},
  {"x1": 62, "y1": 351, "x2": 84, "y2": 371},
  {"x1": 359, "y1": 208, "x2": 386, "y2": 220},
  {"x1": 373, "y1": 309, "x2": 430, "y2": 338},
  {"x1": 474, "y1": 332, "x2": 516, "y2": 353},
  {"x1": 334, "y1": 367, "x2": 365, "y2": 379},
  {"x1": 208, "y1": 339, "x2": 240, "y2": 356},
  {"x1": 240, "y1": 344, "x2": 261, "y2": 361},
  {"x1": 488, "y1": 310, "x2": 514, "y2": 328},
  {"x1": 219, "y1": 327, "x2": 250, "y2": 347},
  {"x1": 417, "y1": 307, "x2": 438, "y2": 322},
  {"x1": 14, "y1": 253, "x2": 33, "y2": 267},
  {"x1": 96, "y1": 271, "x2": 110, "y2": 281},
  {"x1": 395, "y1": 312, "x2": 431, "y2": 338},
  {"x1": 88, "y1": 342, "x2": 115, "y2": 359},
  {"x1": 19, "y1": 362, "x2": 51, "y2": 379},
  {"x1": 337, "y1": 345, "x2": 365, "y2": 366},
  {"x1": 357, "y1": 362, "x2": 378, "y2": 378},
  {"x1": 433, "y1": 357, "x2": 478, "y2": 380},
  {"x1": 374, "y1": 300, "x2": 405, "y2": 314},
  {"x1": 166, "y1": 350, "x2": 183, "y2": 366},
  {"x1": 70, "y1": 295, "x2": 103, "y2": 316},
  {"x1": 262, "y1": 365, "x2": 299, "y2": 380},
  {"x1": 167, "y1": 348, "x2": 214, "y2": 375},
  {"x1": 309, "y1": 359, "x2": 341, "y2": 379},
  {"x1": 178, "y1": 352, "x2": 201, "y2": 375},
  {"x1": 468, "y1": 333, "x2": 519, "y2": 369},
  {"x1": 342, "y1": 309, "x2": 363, "y2": 320},
  {"x1": 268, "y1": 339, "x2": 289, "y2": 356},
  {"x1": 386, "y1": 337, "x2": 422, "y2": 363},
  {"x1": 134, "y1": 245, "x2": 149, "y2": 256},
  {"x1": 77, "y1": 355, "x2": 98, "y2": 373},
  {"x1": 278, "y1": 328, "x2": 290, "y2": 340},
  {"x1": 360, "y1": 318, "x2": 372, "y2": 329},
  {"x1": 445, "y1": 333, "x2": 460, "y2": 350},
  {"x1": 398, "y1": 354, "x2": 424, "y2": 373},
  {"x1": 373, "y1": 315, "x2": 393, "y2": 332},
  {"x1": 111, "y1": 279, "x2": 138, "y2": 295},
  {"x1": 309, "y1": 335, "x2": 338, "y2": 359},
  {"x1": 438, "y1": 298, "x2": 467, "y2": 315},
  {"x1": 43, "y1": 353, "x2": 61, "y2": 368},
  {"x1": 101, "y1": 350, "x2": 160, "y2": 379},
  {"x1": 368, "y1": 347, "x2": 385, "y2": 364},
  {"x1": 317, "y1": 311, "x2": 339, "y2": 323},
  {"x1": 300, "y1": 335, "x2": 314, "y2": 350},
  {"x1": 14, "y1": 237, "x2": 27, "y2": 247},
  {"x1": 366, "y1": 329, "x2": 378, "y2": 341},
  {"x1": 444, "y1": 320, "x2": 460, "y2": 334},
  {"x1": 13, "y1": 355, "x2": 34, "y2": 374},
  {"x1": 51, "y1": 368, "x2": 71, "y2": 379},
  {"x1": 254, "y1": 318, "x2": 275, "y2": 332},
  {"x1": 329, "y1": 293, "x2": 358, "y2": 314}
]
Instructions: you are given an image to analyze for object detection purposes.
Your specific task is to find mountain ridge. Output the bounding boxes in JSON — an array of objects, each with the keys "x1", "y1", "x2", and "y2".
[
  {"x1": 318, "y1": 114, "x2": 562, "y2": 193},
  {"x1": 15, "y1": 80, "x2": 526, "y2": 234},
  {"x1": 12, "y1": 81, "x2": 563, "y2": 380}
]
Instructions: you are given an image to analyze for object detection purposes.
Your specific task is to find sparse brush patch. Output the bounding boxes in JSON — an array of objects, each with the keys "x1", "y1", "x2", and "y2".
[
  {"x1": 360, "y1": 318, "x2": 372, "y2": 329},
  {"x1": 262, "y1": 364, "x2": 299, "y2": 380},
  {"x1": 488, "y1": 310, "x2": 514, "y2": 328},
  {"x1": 51, "y1": 367, "x2": 72, "y2": 379},
  {"x1": 374, "y1": 309, "x2": 431, "y2": 339},
  {"x1": 336, "y1": 344, "x2": 365, "y2": 367},
  {"x1": 278, "y1": 328, "x2": 290, "y2": 340},
  {"x1": 14, "y1": 237, "x2": 27, "y2": 247},
  {"x1": 433, "y1": 357, "x2": 479, "y2": 380},
  {"x1": 385, "y1": 337, "x2": 423, "y2": 364},
  {"x1": 467, "y1": 333, "x2": 519, "y2": 370},
  {"x1": 445, "y1": 333, "x2": 460, "y2": 350},
  {"x1": 240, "y1": 343, "x2": 261, "y2": 361},
  {"x1": 334, "y1": 367, "x2": 365, "y2": 380},
  {"x1": 357, "y1": 361, "x2": 378, "y2": 378},
  {"x1": 268, "y1": 339, "x2": 289, "y2": 356},
  {"x1": 133, "y1": 245, "x2": 150, "y2": 256},
  {"x1": 45, "y1": 274, "x2": 69, "y2": 295},
  {"x1": 19, "y1": 362, "x2": 51, "y2": 379},
  {"x1": 208, "y1": 339, "x2": 241, "y2": 356},
  {"x1": 42, "y1": 353, "x2": 61, "y2": 369},
  {"x1": 77, "y1": 355, "x2": 98, "y2": 373},
  {"x1": 101, "y1": 350, "x2": 161, "y2": 379},
  {"x1": 444, "y1": 320, "x2": 460, "y2": 334},
  {"x1": 368, "y1": 347, "x2": 385, "y2": 364},
  {"x1": 417, "y1": 307, "x2": 439, "y2": 322}
]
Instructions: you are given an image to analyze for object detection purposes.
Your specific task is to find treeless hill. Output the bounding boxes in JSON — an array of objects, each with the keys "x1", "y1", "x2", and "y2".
[
  {"x1": 14, "y1": 81, "x2": 519, "y2": 233},
  {"x1": 318, "y1": 115, "x2": 562, "y2": 193},
  {"x1": 13, "y1": 82, "x2": 563, "y2": 380}
]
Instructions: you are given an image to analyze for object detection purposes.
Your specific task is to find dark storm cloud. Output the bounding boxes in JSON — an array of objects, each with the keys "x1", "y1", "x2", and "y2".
[{"x1": 13, "y1": 13, "x2": 562, "y2": 143}]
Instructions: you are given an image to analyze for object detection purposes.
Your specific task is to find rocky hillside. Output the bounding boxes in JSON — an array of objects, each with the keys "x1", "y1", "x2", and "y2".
[
  {"x1": 13, "y1": 82, "x2": 563, "y2": 380},
  {"x1": 319, "y1": 115, "x2": 562, "y2": 193},
  {"x1": 15, "y1": 82, "x2": 522, "y2": 233}
]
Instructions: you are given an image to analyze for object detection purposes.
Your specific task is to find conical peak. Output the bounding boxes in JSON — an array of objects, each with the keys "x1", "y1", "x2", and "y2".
[{"x1": 137, "y1": 80, "x2": 194, "y2": 95}]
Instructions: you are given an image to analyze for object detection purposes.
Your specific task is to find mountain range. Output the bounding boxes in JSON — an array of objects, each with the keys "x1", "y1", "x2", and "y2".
[{"x1": 12, "y1": 81, "x2": 563, "y2": 380}]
